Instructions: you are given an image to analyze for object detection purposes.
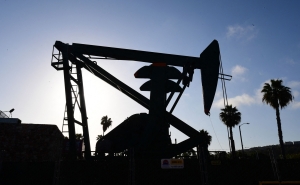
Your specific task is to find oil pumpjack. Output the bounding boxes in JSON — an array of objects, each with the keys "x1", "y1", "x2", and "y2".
[{"x1": 51, "y1": 40, "x2": 221, "y2": 160}]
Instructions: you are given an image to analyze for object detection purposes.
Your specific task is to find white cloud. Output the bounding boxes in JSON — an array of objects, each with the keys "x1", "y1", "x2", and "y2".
[
  {"x1": 212, "y1": 79, "x2": 300, "y2": 109},
  {"x1": 285, "y1": 58, "x2": 296, "y2": 65},
  {"x1": 212, "y1": 99, "x2": 225, "y2": 109},
  {"x1": 291, "y1": 101, "x2": 300, "y2": 109},
  {"x1": 287, "y1": 81, "x2": 300, "y2": 89},
  {"x1": 226, "y1": 25, "x2": 258, "y2": 40},
  {"x1": 231, "y1": 65, "x2": 247, "y2": 76},
  {"x1": 292, "y1": 90, "x2": 299, "y2": 98},
  {"x1": 212, "y1": 80, "x2": 268, "y2": 109},
  {"x1": 183, "y1": 93, "x2": 190, "y2": 97},
  {"x1": 213, "y1": 93, "x2": 257, "y2": 109},
  {"x1": 215, "y1": 91, "x2": 222, "y2": 98},
  {"x1": 254, "y1": 88, "x2": 263, "y2": 101},
  {"x1": 230, "y1": 65, "x2": 248, "y2": 82}
]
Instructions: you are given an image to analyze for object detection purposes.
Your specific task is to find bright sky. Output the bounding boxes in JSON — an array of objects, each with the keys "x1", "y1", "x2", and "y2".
[{"x1": 1, "y1": 1, "x2": 299, "y2": 152}]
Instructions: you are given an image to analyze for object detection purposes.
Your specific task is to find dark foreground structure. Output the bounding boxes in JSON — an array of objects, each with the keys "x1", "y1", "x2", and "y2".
[
  {"x1": 51, "y1": 40, "x2": 221, "y2": 162},
  {"x1": 0, "y1": 120, "x2": 299, "y2": 184},
  {"x1": 1, "y1": 158, "x2": 300, "y2": 185},
  {"x1": 0, "y1": 121, "x2": 64, "y2": 162},
  {"x1": 2, "y1": 39, "x2": 300, "y2": 184}
]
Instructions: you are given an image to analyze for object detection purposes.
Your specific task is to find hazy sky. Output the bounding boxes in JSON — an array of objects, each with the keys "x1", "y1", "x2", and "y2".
[{"x1": 1, "y1": 1, "x2": 299, "y2": 152}]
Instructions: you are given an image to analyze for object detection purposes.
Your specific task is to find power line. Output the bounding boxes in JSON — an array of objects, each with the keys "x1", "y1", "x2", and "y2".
[
  {"x1": 209, "y1": 116, "x2": 223, "y2": 150},
  {"x1": 219, "y1": 53, "x2": 232, "y2": 153}
]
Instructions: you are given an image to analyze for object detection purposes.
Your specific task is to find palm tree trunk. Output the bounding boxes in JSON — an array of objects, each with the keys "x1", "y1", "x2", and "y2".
[
  {"x1": 275, "y1": 106, "x2": 286, "y2": 159},
  {"x1": 229, "y1": 126, "x2": 236, "y2": 159},
  {"x1": 227, "y1": 126, "x2": 232, "y2": 153}
]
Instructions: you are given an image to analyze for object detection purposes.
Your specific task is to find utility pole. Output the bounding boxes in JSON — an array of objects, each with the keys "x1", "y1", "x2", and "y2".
[{"x1": 239, "y1": 123, "x2": 249, "y2": 154}]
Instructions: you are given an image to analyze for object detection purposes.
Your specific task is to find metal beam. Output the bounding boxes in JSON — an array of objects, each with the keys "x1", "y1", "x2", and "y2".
[
  {"x1": 68, "y1": 54, "x2": 149, "y2": 109},
  {"x1": 76, "y1": 65, "x2": 91, "y2": 159},
  {"x1": 166, "y1": 137, "x2": 204, "y2": 157},
  {"x1": 169, "y1": 84, "x2": 187, "y2": 114},
  {"x1": 70, "y1": 42, "x2": 202, "y2": 69},
  {"x1": 69, "y1": 50, "x2": 201, "y2": 140},
  {"x1": 55, "y1": 40, "x2": 221, "y2": 115},
  {"x1": 70, "y1": 51, "x2": 202, "y2": 139},
  {"x1": 70, "y1": 52, "x2": 201, "y2": 139},
  {"x1": 70, "y1": 51, "x2": 150, "y2": 109},
  {"x1": 54, "y1": 41, "x2": 214, "y2": 158},
  {"x1": 61, "y1": 45, "x2": 77, "y2": 160},
  {"x1": 165, "y1": 112, "x2": 200, "y2": 138}
]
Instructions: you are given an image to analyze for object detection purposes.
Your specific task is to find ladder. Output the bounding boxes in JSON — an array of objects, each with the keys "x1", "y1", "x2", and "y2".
[{"x1": 62, "y1": 63, "x2": 79, "y2": 137}]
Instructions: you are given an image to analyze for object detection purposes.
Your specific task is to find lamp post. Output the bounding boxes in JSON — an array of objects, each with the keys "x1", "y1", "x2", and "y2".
[
  {"x1": 9, "y1": 109, "x2": 14, "y2": 118},
  {"x1": 3, "y1": 108, "x2": 14, "y2": 118},
  {"x1": 239, "y1": 123, "x2": 249, "y2": 153}
]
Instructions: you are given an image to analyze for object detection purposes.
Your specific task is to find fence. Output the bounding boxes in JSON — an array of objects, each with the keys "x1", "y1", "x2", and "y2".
[{"x1": 1, "y1": 158, "x2": 299, "y2": 185}]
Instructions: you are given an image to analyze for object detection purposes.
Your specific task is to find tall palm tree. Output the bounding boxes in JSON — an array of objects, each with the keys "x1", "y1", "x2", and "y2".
[
  {"x1": 261, "y1": 79, "x2": 294, "y2": 159},
  {"x1": 199, "y1": 129, "x2": 212, "y2": 146},
  {"x1": 101, "y1": 115, "x2": 112, "y2": 136},
  {"x1": 220, "y1": 105, "x2": 241, "y2": 158}
]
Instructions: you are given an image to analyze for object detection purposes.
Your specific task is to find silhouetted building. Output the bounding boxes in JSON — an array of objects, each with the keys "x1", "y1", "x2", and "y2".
[
  {"x1": 294, "y1": 141, "x2": 300, "y2": 145},
  {"x1": 0, "y1": 120, "x2": 64, "y2": 162}
]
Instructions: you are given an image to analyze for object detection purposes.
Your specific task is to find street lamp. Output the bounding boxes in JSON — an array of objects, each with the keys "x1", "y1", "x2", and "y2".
[
  {"x1": 2, "y1": 108, "x2": 14, "y2": 118},
  {"x1": 239, "y1": 123, "x2": 249, "y2": 153},
  {"x1": 9, "y1": 109, "x2": 14, "y2": 118}
]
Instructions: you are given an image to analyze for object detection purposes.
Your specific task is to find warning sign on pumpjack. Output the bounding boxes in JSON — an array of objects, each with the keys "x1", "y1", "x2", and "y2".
[{"x1": 161, "y1": 159, "x2": 184, "y2": 169}]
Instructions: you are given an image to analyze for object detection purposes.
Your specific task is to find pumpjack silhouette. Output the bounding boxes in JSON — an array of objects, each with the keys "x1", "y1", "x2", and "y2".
[{"x1": 51, "y1": 40, "x2": 221, "y2": 160}]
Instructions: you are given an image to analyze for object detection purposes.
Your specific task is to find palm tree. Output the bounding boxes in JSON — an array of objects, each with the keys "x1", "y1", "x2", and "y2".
[
  {"x1": 220, "y1": 105, "x2": 241, "y2": 158},
  {"x1": 261, "y1": 79, "x2": 294, "y2": 159},
  {"x1": 96, "y1": 135, "x2": 103, "y2": 141},
  {"x1": 75, "y1": 133, "x2": 83, "y2": 140},
  {"x1": 180, "y1": 130, "x2": 212, "y2": 158},
  {"x1": 199, "y1": 129, "x2": 212, "y2": 146},
  {"x1": 101, "y1": 115, "x2": 112, "y2": 136}
]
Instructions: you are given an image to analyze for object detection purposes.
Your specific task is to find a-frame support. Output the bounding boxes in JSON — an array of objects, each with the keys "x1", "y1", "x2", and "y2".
[
  {"x1": 61, "y1": 45, "x2": 77, "y2": 160},
  {"x1": 53, "y1": 44, "x2": 91, "y2": 160},
  {"x1": 76, "y1": 64, "x2": 91, "y2": 159}
]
